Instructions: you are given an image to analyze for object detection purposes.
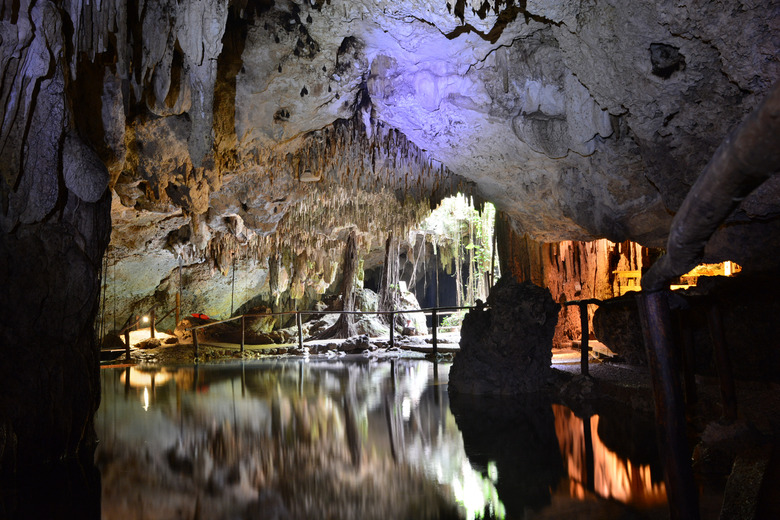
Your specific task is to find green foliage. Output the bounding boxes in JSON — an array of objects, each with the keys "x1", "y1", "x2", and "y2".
[
  {"x1": 420, "y1": 194, "x2": 497, "y2": 306},
  {"x1": 440, "y1": 310, "x2": 465, "y2": 329}
]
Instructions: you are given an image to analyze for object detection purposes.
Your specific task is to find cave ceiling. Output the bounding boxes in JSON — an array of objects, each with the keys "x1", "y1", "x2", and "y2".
[{"x1": 2, "y1": 0, "x2": 779, "y2": 263}]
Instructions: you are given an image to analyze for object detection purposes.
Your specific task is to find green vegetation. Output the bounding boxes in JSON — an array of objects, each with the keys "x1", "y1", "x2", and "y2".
[{"x1": 420, "y1": 194, "x2": 499, "y2": 308}]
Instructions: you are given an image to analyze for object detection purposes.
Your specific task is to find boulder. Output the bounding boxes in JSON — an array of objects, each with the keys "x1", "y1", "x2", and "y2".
[
  {"x1": 136, "y1": 338, "x2": 162, "y2": 350},
  {"x1": 592, "y1": 295, "x2": 647, "y2": 365},
  {"x1": 449, "y1": 275, "x2": 559, "y2": 395},
  {"x1": 341, "y1": 334, "x2": 370, "y2": 353}
]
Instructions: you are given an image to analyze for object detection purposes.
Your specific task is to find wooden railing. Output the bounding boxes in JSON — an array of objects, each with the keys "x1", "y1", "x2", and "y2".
[
  {"x1": 186, "y1": 306, "x2": 475, "y2": 360},
  {"x1": 113, "y1": 304, "x2": 176, "y2": 360}
]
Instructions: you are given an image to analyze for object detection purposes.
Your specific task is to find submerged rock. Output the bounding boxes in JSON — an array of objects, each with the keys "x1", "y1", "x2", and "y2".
[{"x1": 449, "y1": 275, "x2": 559, "y2": 395}]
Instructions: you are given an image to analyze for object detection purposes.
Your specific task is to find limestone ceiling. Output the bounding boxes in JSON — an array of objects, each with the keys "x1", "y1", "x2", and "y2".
[{"x1": 3, "y1": 0, "x2": 779, "y2": 256}]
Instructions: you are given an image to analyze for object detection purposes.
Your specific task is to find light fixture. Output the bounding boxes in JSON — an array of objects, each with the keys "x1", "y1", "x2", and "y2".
[{"x1": 142, "y1": 315, "x2": 149, "y2": 324}]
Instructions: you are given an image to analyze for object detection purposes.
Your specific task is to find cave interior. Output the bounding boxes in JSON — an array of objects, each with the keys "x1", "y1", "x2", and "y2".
[{"x1": 1, "y1": 0, "x2": 779, "y2": 518}]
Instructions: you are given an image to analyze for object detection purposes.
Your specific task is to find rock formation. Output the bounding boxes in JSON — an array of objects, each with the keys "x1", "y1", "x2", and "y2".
[
  {"x1": 1, "y1": 0, "x2": 778, "y2": 474},
  {"x1": 449, "y1": 276, "x2": 559, "y2": 395},
  {"x1": 0, "y1": 3, "x2": 111, "y2": 479}
]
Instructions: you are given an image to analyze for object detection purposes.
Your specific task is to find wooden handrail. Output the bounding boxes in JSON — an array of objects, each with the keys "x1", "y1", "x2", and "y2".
[
  {"x1": 184, "y1": 304, "x2": 478, "y2": 359},
  {"x1": 186, "y1": 305, "x2": 477, "y2": 332}
]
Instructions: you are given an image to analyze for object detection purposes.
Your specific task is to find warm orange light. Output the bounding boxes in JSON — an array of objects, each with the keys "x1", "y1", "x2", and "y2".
[
  {"x1": 552, "y1": 404, "x2": 666, "y2": 506},
  {"x1": 120, "y1": 367, "x2": 172, "y2": 388}
]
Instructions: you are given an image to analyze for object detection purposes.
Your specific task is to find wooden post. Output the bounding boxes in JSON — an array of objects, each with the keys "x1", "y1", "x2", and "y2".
[
  {"x1": 124, "y1": 330, "x2": 130, "y2": 360},
  {"x1": 297, "y1": 311, "x2": 303, "y2": 350},
  {"x1": 584, "y1": 414, "x2": 595, "y2": 493},
  {"x1": 676, "y1": 310, "x2": 698, "y2": 407},
  {"x1": 638, "y1": 291, "x2": 700, "y2": 520},
  {"x1": 298, "y1": 360, "x2": 303, "y2": 397},
  {"x1": 193, "y1": 328, "x2": 199, "y2": 360},
  {"x1": 580, "y1": 303, "x2": 589, "y2": 377},
  {"x1": 389, "y1": 311, "x2": 395, "y2": 348},
  {"x1": 240, "y1": 315, "x2": 245, "y2": 354},
  {"x1": 175, "y1": 292, "x2": 181, "y2": 327},
  {"x1": 150, "y1": 309, "x2": 156, "y2": 339},
  {"x1": 707, "y1": 302, "x2": 737, "y2": 422},
  {"x1": 432, "y1": 309, "x2": 438, "y2": 356}
]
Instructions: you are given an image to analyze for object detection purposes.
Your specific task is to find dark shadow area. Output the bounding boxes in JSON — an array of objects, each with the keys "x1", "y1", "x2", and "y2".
[
  {"x1": 448, "y1": 392, "x2": 564, "y2": 515},
  {"x1": 0, "y1": 455, "x2": 101, "y2": 520}
]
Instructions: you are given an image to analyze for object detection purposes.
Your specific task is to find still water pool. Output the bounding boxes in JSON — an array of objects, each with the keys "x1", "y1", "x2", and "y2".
[{"x1": 96, "y1": 358, "x2": 668, "y2": 519}]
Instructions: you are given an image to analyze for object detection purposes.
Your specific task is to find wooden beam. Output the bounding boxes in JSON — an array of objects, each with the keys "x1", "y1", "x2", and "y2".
[
  {"x1": 638, "y1": 291, "x2": 700, "y2": 520},
  {"x1": 643, "y1": 81, "x2": 780, "y2": 292}
]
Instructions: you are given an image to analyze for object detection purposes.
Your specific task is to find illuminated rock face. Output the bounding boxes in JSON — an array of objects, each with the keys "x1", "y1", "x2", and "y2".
[{"x1": 53, "y1": 0, "x2": 779, "y2": 249}]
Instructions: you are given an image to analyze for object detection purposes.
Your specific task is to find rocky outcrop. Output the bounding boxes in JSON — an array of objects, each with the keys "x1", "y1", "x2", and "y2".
[
  {"x1": 449, "y1": 276, "x2": 559, "y2": 395},
  {"x1": 0, "y1": 4, "x2": 111, "y2": 480},
  {"x1": 593, "y1": 274, "x2": 780, "y2": 380}
]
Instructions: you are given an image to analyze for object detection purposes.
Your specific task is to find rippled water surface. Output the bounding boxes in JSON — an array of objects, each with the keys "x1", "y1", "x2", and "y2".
[{"x1": 96, "y1": 358, "x2": 668, "y2": 519}]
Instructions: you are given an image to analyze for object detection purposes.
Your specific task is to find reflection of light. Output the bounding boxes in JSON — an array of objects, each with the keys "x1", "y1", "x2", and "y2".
[
  {"x1": 120, "y1": 367, "x2": 172, "y2": 388},
  {"x1": 552, "y1": 404, "x2": 666, "y2": 506},
  {"x1": 451, "y1": 459, "x2": 506, "y2": 520},
  {"x1": 142, "y1": 387, "x2": 149, "y2": 411},
  {"x1": 487, "y1": 461, "x2": 498, "y2": 483},
  {"x1": 402, "y1": 397, "x2": 411, "y2": 420}
]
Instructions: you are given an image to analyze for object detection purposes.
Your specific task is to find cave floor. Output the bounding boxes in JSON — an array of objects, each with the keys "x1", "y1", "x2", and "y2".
[{"x1": 113, "y1": 334, "x2": 462, "y2": 366}]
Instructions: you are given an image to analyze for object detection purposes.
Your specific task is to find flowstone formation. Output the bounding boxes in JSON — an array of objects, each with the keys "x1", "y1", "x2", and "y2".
[
  {"x1": 449, "y1": 276, "x2": 559, "y2": 395},
  {"x1": 0, "y1": 4, "x2": 111, "y2": 480}
]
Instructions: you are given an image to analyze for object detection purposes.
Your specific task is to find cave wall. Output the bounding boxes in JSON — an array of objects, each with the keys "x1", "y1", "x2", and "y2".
[
  {"x1": 63, "y1": 0, "x2": 779, "y2": 267},
  {"x1": 88, "y1": 0, "x2": 780, "y2": 327},
  {"x1": 0, "y1": 4, "x2": 111, "y2": 479},
  {"x1": 496, "y1": 212, "x2": 657, "y2": 346}
]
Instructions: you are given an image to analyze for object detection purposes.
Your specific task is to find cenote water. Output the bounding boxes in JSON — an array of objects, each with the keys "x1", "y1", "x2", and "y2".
[{"x1": 96, "y1": 359, "x2": 669, "y2": 519}]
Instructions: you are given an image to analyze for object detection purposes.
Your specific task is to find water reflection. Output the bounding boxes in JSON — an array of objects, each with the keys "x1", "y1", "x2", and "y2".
[
  {"x1": 553, "y1": 405, "x2": 666, "y2": 507},
  {"x1": 95, "y1": 360, "x2": 667, "y2": 519}
]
